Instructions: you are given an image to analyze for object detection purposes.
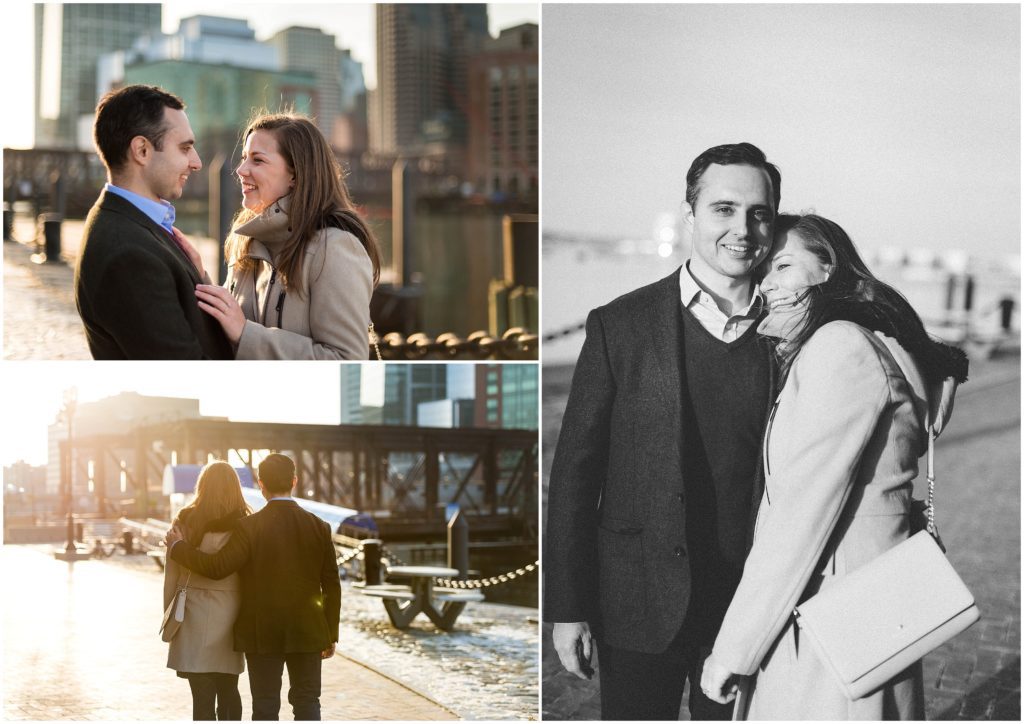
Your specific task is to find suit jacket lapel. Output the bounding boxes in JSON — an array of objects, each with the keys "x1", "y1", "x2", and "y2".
[
  {"x1": 648, "y1": 267, "x2": 686, "y2": 475},
  {"x1": 747, "y1": 325, "x2": 778, "y2": 550},
  {"x1": 100, "y1": 190, "x2": 202, "y2": 285}
]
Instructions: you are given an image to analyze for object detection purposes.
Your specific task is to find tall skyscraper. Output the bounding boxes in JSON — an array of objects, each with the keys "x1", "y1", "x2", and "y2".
[
  {"x1": 371, "y1": 4, "x2": 489, "y2": 156},
  {"x1": 339, "y1": 365, "x2": 366, "y2": 424},
  {"x1": 35, "y1": 3, "x2": 162, "y2": 148},
  {"x1": 269, "y1": 26, "x2": 347, "y2": 142},
  {"x1": 340, "y1": 364, "x2": 448, "y2": 426},
  {"x1": 475, "y1": 364, "x2": 538, "y2": 430},
  {"x1": 467, "y1": 23, "x2": 538, "y2": 198}
]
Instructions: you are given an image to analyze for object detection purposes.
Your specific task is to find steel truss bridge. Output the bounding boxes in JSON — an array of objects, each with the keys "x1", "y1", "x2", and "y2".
[{"x1": 60, "y1": 419, "x2": 538, "y2": 541}]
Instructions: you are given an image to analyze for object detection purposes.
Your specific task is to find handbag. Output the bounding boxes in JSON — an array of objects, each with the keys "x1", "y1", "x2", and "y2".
[
  {"x1": 793, "y1": 426, "x2": 980, "y2": 700},
  {"x1": 159, "y1": 572, "x2": 191, "y2": 643}
]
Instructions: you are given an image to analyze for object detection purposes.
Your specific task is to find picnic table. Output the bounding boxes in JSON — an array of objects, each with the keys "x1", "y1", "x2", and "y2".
[{"x1": 354, "y1": 564, "x2": 484, "y2": 631}]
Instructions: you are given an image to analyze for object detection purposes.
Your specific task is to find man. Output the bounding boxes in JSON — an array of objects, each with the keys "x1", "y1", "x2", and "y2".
[
  {"x1": 166, "y1": 454, "x2": 341, "y2": 720},
  {"x1": 74, "y1": 84, "x2": 232, "y2": 359},
  {"x1": 544, "y1": 143, "x2": 781, "y2": 720}
]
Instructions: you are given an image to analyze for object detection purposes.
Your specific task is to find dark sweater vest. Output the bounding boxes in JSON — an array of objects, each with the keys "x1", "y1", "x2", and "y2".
[{"x1": 679, "y1": 305, "x2": 771, "y2": 639}]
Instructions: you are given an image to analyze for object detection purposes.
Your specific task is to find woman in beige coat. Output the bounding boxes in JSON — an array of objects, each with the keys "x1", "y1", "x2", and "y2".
[
  {"x1": 700, "y1": 214, "x2": 968, "y2": 720},
  {"x1": 192, "y1": 113, "x2": 381, "y2": 360},
  {"x1": 164, "y1": 461, "x2": 250, "y2": 720}
]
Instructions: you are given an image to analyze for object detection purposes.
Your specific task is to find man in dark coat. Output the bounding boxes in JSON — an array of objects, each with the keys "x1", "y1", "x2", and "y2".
[
  {"x1": 544, "y1": 143, "x2": 781, "y2": 720},
  {"x1": 166, "y1": 454, "x2": 342, "y2": 720},
  {"x1": 74, "y1": 84, "x2": 231, "y2": 359}
]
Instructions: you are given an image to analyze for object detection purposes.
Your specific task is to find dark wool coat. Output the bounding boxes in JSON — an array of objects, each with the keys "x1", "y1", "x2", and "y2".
[
  {"x1": 170, "y1": 500, "x2": 341, "y2": 654},
  {"x1": 74, "y1": 190, "x2": 232, "y2": 359},
  {"x1": 543, "y1": 268, "x2": 774, "y2": 654}
]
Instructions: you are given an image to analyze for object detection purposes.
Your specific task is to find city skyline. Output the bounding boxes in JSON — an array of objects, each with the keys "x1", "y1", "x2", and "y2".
[
  {"x1": 0, "y1": 2, "x2": 538, "y2": 150},
  {"x1": 0, "y1": 362, "x2": 538, "y2": 467}
]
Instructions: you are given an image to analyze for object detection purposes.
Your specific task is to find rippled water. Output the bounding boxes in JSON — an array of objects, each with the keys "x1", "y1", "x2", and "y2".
[{"x1": 337, "y1": 581, "x2": 539, "y2": 720}]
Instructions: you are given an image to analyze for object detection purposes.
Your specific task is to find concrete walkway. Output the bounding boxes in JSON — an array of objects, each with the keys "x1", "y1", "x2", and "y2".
[
  {"x1": 1, "y1": 545, "x2": 458, "y2": 721},
  {"x1": 540, "y1": 352, "x2": 1021, "y2": 720},
  {"x1": 3, "y1": 215, "x2": 222, "y2": 360}
]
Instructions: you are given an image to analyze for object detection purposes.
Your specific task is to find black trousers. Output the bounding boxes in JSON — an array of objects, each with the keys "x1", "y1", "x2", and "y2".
[
  {"x1": 246, "y1": 651, "x2": 322, "y2": 721},
  {"x1": 598, "y1": 624, "x2": 733, "y2": 721},
  {"x1": 185, "y1": 673, "x2": 242, "y2": 721}
]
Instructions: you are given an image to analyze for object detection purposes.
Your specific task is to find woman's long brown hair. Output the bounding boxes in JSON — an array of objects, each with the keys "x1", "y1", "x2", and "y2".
[
  {"x1": 225, "y1": 112, "x2": 382, "y2": 295},
  {"x1": 174, "y1": 461, "x2": 251, "y2": 545},
  {"x1": 770, "y1": 214, "x2": 968, "y2": 386}
]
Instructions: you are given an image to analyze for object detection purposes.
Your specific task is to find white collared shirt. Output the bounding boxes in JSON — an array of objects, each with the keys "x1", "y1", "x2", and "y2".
[{"x1": 679, "y1": 262, "x2": 763, "y2": 342}]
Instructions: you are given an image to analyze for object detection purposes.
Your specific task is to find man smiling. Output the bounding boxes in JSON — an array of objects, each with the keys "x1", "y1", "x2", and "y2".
[
  {"x1": 74, "y1": 84, "x2": 231, "y2": 359},
  {"x1": 545, "y1": 143, "x2": 780, "y2": 719}
]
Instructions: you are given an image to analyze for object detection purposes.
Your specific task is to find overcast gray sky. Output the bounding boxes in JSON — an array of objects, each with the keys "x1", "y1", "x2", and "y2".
[{"x1": 542, "y1": 4, "x2": 1020, "y2": 258}]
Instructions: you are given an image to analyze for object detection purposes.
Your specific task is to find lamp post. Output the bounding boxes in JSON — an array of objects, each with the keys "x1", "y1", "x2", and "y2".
[{"x1": 55, "y1": 387, "x2": 87, "y2": 562}]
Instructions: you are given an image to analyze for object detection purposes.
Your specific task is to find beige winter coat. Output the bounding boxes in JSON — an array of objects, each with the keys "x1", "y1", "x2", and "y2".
[
  {"x1": 226, "y1": 196, "x2": 373, "y2": 360},
  {"x1": 164, "y1": 530, "x2": 244, "y2": 675},
  {"x1": 711, "y1": 321, "x2": 949, "y2": 720}
]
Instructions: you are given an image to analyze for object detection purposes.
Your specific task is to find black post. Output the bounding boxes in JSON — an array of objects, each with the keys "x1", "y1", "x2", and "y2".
[
  {"x1": 362, "y1": 539, "x2": 383, "y2": 585},
  {"x1": 944, "y1": 274, "x2": 956, "y2": 323},
  {"x1": 502, "y1": 214, "x2": 539, "y2": 288},
  {"x1": 999, "y1": 297, "x2": 1015, "y2": 334},
  {"x1": 208, "y1": 153, "x2": 235, "y2": 284},
  {"x1": 447, "y1": 508, "x2": 469, "y2": 580},
  {"x1": 51, "y1": 169, "x2": 67, "y2": 218},
  {"x1": 963, "y1": 274, "x2": 975, "y2": 314},
  {"x1": 392, "y1": 160, "x2": 415, "y2": 287},
  {"x1": 33, "y1": 213, "x2": 64, "y2": 264},
  {"x1": 3, "y1": 203, "x2": 13, "y2": 241},
  {"x1": 55, "y1": 389, "x2": 86, "y2": 561}
]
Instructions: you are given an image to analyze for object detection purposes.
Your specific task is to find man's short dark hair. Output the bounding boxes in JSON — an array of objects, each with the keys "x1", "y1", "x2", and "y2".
[
  {"x1": 93, "y1": 85, "x2": 185, "y2": 172},
  {"x1": 685, "y1": 142, "x2": 782, "y2": 212},
  {"x1": 258, "y1": 453, "x2": 296, "y2": 495}
]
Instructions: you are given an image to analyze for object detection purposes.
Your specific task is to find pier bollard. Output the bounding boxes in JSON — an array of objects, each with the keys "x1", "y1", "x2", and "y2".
[
  {"x1": 121, "y1": 530, "x2": 134, "y2": 555},
  {"x1": 362, "y1": 539, "x2": 383, "y2": 585},
  {"x1": 33, "y1": 213, "x2": 63, "y2": 264},
  {"x1": 943, "y1": 274, "x2": 956, "y2": 324},
  {"x1": 999, "y1": 297, "x2": 1015, "y2": 334},
  {"x1": 64, "y1": 513, "x2": 77, "y2": 554},
  {"x1": 447, "y1": 509, "x2": 469, "y2": 580}
]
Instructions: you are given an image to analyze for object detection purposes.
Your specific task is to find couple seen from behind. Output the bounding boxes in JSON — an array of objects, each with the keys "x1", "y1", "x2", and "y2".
[
  {"x1": 74, "y1": 84, "x2": 381, "y2": 361},
  {"x1": 545, "y1": 142, "x2": 968, "y2": 720},
  {"x1": 162, "y1": 454, "x2": 341, "y2": 720}
]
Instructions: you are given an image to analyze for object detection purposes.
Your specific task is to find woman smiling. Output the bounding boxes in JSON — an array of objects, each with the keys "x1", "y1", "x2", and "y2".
[
  {"x1": 193, "y1": 112, "x2": 381, "y2": 360},
  {"x1": 700, "y1": 214, "x2": 968, "y2": 719}
]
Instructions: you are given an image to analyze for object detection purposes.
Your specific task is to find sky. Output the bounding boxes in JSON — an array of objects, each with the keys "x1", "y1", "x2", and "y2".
[
  {"x1": 0, "y1": 1, "x2": 538, "y2": 150},
  {"x1": 543, "y1": 4, "x2": 1021, "y2": 259},
  {"x1": 1, "y1": 362, "x2": 343, "y2": 466}
]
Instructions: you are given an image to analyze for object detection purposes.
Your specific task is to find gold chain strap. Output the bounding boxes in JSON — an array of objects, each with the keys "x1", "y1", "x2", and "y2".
[
  {"x1": 926, "y1": 427, "x2": 937, "y2": 537},
  {"x1": 369, "y1": 322, "x2": 382, "y2": 361}
]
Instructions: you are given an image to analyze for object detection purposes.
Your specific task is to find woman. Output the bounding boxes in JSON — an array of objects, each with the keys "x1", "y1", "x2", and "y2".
[
  {"x1": 700, "y1": 214, "x2": 967, "y2": 719},
  {"x1": 194, "y1": 112, "x2": 381, "y2": 359},
  {"x1": 164, "y1": 461, "x2": 251, "y2": 720}
]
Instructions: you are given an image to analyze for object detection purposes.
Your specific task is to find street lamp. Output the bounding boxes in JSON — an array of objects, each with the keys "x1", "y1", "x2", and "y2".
[{"x1": 54, "y1": 386, "x2": 87, "y2": 562}]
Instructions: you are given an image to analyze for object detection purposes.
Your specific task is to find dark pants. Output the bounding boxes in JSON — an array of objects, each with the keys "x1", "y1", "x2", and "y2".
[
  {"x1": 598, "y1": 624, "x2": 733, "y2": 721},
  {"x1": 246, "y1": 652, "x2": 322, "y2": 721},
  {"x1": 185, "y1": 673, "x2": 242, "y2": 721}
]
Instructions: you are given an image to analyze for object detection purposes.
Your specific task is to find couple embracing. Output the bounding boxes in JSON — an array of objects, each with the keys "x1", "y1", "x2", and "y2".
[
  {"x1": 74, "y1": 84, "x2": 381, "y2": 361},
  {"x1": 162, "y1": 454, "x2": 341, "y2": 721},
  {"x1": 545, "y1": 143, "x2": 968, "y2": 720}
]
